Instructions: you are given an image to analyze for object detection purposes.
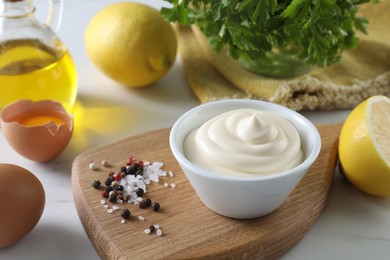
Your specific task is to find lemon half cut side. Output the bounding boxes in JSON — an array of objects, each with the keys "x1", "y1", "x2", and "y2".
[{"x1": 339, "y1": 95, "x2": 390, "y2": 197}]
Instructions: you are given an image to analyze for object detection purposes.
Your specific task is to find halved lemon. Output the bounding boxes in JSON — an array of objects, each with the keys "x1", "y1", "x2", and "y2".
[{"x1": 339, "y1": 95, "x2": 390, "y2": 197}]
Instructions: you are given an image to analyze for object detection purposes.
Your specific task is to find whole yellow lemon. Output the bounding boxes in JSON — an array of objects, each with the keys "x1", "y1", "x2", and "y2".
[
  {"x1": 84, "y1": 2, "x2": 177, "y2": 87},
  {"x1": 339, "y1": 95, "x2": 390, "y2": 197}
]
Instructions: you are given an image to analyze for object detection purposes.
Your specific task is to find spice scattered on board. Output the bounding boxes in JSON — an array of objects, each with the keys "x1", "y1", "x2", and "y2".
[
  {"x1": 144, "y1": 224, "x2": 163, "y2": 236},
  {"x1": 90, "y1": 154, "x2": 175, "y2": 236}
]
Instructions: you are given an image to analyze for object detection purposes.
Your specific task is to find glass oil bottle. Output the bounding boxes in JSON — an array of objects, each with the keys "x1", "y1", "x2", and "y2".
[{"x1": 0, "y1": 0, "x2": 77, "y2": 112}]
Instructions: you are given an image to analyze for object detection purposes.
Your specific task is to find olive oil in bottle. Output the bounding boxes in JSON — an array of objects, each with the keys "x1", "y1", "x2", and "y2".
[{"x1": 0, "y1": 39, "x2": 77, "y2": 112}]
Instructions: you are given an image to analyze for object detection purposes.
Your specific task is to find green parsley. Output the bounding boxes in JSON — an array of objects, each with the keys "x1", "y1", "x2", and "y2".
[{"x1": 161, "y1": 0, "x2": 379, "y2": 68}]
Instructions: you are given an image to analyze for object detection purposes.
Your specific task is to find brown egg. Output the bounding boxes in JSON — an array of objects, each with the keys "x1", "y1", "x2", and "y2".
[
  {"x1": 0, "y1": 163, "x2": 45, "y2": 248},
  {"x1": 0, "y1": 100, "x2": 74, "y2": 162}
]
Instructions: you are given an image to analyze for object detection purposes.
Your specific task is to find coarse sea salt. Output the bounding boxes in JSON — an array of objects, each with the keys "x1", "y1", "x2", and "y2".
[
  {"x1": 143, "y1": 161, "x2": 150, "y2": 166},
  {"x1": 93, "y1": 157, "x2": 175, "y2": 238},
  {"x1": 152, "y1": 161, "x2": 163, "y2": 168},
  {"x1": 112, "y1": 161, "x2": 166, "y2": 206},
  {"x1": 158, "y1": 171, "x2": 167, "y2": 177}
]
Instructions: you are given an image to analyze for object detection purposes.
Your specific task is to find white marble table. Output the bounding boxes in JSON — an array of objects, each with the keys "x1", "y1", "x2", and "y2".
[{"x1": 1, "y1": 0, "x2": 389, "y2": 259}]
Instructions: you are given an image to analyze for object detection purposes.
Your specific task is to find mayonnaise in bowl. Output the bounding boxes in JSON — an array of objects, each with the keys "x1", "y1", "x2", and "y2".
[
  {"x1": 169, "y1": 99, "x2": 321, "y2": 219},
  {"x1": 184, "y1": 109, "x2": 304, "y2": 177}
]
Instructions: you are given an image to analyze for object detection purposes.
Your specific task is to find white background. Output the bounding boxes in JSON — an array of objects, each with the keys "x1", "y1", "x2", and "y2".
[{"x1": 1, "y1": 0, "x2": 389, "y2": 259}]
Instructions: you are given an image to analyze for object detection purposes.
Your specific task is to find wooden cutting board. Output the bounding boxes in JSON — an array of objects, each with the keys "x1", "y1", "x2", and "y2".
[{"x1": 72, "y1": 124, "x2": 342, "y2": 259}]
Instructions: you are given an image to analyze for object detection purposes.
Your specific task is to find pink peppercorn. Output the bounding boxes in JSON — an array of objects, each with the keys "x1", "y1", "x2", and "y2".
[
  {"x1": 101, "y1": 191, "x2": 109, "y2": 198},
  {"x1": 127, "y1": 155, "x2": 136, "y2": 165},
  {"x1": 138, "y1": 160, "x2": 144, "y2": 168}
]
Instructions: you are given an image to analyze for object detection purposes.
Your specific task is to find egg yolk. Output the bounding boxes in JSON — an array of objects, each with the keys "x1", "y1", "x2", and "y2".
[{"x1": 20, "y1": 115, "x2": 64, "y2": 126}]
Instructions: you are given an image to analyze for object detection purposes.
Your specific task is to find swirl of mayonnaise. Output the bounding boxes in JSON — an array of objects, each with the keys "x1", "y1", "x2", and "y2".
[{"x1": 184, "y1": 109, "x2": 304, "y2": 177}]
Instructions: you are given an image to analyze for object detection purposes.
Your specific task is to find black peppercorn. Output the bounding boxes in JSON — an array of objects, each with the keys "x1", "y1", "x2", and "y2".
[
  {"x1": 115, "y1": 185, "x2": 124, "y2": 192},
  {"x1": 127, "y1": 162, "x2": 143, "y2": 176},
  {"x1": 109, "y1": 193, "x2": 116, "y2": 203},
  {"x1": 105, "y1": 186, "x2": 113, "y2": 193},
  {"x1": 152, "y1": 202, "x2": 160, "y2": 212},
  {"x1": 136, "y1": 163, "x2": 144, "y2": 175},
  {"x1": 133, "y1": 162, "x2": 142, "y2": 170},
  {"x1": 149, "y1": 225, "x2": 155, "y2": 233},
  {"x1": 121, "y1": 209, "x2": 131, "y2": 219},
  {"x1": 135, "y1": 169, "x2": 143, "y2": 176},
  {"x1": 126, "y1": 165, "x2": 136, "y2": 175},
  {"x1": 139, "y1": 201, "x2": 146, "y2": 209},
  {"x1": 91, "y1": 180, "x2": 101, "y2": 189},
  {"x1": 105, "y1": 176, "x2": 114, "y2": 186},
  {"x1": 135, "y1": 187, "x2": 144, "y2": 197},
  {"x1": 139, "y1": 198, "x2": 152, "y2": 209}
]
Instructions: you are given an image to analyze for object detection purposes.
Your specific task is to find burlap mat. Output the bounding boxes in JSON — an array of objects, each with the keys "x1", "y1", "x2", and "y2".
[{"x1": 176, "y1": 1, "x2": 390, "y2": 111}]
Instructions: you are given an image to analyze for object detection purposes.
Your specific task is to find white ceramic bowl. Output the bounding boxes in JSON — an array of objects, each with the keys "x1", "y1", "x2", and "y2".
[{"x1": 169, "y1": 99, "x2": 321, "y2": 219}]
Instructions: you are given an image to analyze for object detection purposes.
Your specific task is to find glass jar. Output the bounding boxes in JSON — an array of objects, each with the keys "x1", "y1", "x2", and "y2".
[{"x1": 239, "y1": 45, "x2": 313, "y2": 78}]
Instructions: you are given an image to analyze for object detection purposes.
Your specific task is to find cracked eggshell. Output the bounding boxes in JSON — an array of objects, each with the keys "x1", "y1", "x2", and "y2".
[
  {"x1": 0, "y1": 100, "x2": 74, "y2": 162},
  {"x1": 0, "y1": 163, "x2": 45, "y2": 248}
]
